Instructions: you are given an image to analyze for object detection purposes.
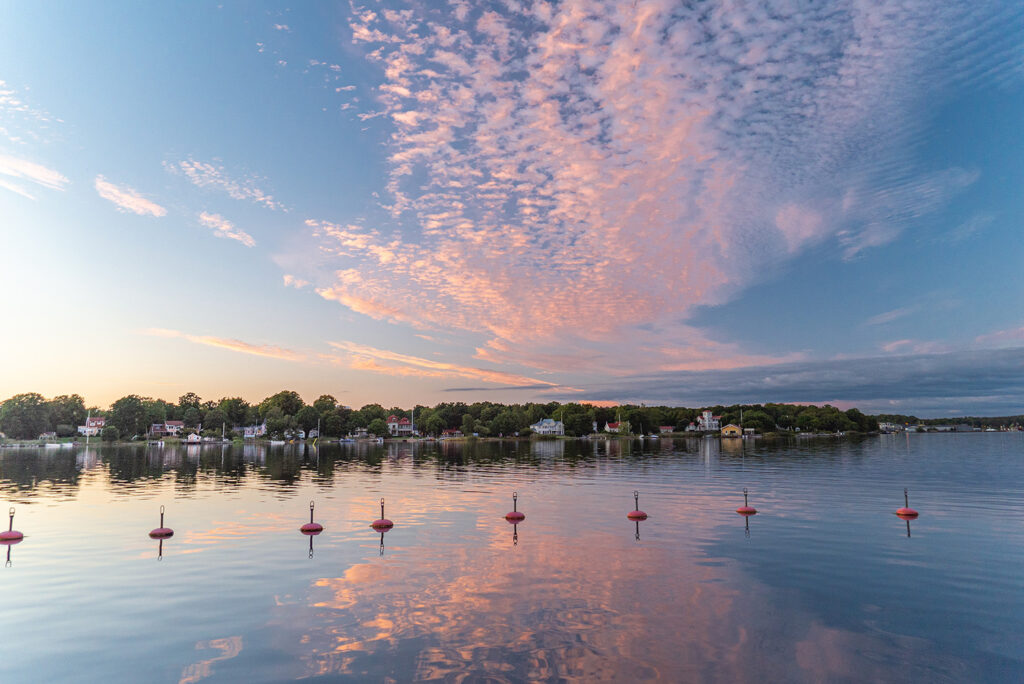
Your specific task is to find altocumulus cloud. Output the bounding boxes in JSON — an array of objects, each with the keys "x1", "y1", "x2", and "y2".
[{"x1": 295, "y1": 0, "x2": 1016, "y2": 376}]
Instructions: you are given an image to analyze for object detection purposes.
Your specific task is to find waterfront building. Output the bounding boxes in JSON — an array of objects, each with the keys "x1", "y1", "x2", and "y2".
[
  {"x1": 605, "y1": 421, "x2": 621, "y2": 433},
  {"x1": 659, "y1": 426, "x2": 675, "y2": 434},
  {"x1": 387, "y1": 415, "x2": 414, "y2": 437},
  {"x1": 721, "y1": 424, "x2": 742, "y2": 437},
  {"x1": 243, "y1": 422, "x2": 267, "y2": 439},
  {"x1": 77, "y1": 416, "x2": 106, "y2": 436},
  {"x1": 697, "y1": 411, "x2": 721, "y2": 431},
  {"x1": 530, "y1": 418, "x2": 565, "y2": 435}
]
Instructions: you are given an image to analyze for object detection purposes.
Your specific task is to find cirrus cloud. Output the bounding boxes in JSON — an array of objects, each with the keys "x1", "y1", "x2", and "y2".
[{"x1": 94, "y1": 175, "x2": 166, "y2": 216}]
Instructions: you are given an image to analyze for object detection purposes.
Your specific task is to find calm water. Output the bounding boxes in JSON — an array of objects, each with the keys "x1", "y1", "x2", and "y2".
[{"x1": 1, "y1": 434, "x2": 1022, "y2": 682}]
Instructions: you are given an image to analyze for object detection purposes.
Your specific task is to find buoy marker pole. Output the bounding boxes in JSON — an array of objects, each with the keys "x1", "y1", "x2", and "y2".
[
  {"x1": 7, "y1": 507, "x2": 13, "y2": 532},
  {"x1": 904, "y1": 488, "x2": 909, "y2": 509},
  {"x1": 310, "y1": 500, "x2": 315, "y2": 525},
  {"x1": 634, "y1": 490, "x2": 640, "y2": 510},
  {"x1": 743, "y1": 488, "x2": 749, "y2": 508},
  {"x1": 381, "y1": 497, "x2": 386, "y2": 520},
  {"x1": 512, "y1": 492, "x2": 517, "y2": 513},
  {"x1": 159, "y1": 505, "x2": 165, "y2": 529}
]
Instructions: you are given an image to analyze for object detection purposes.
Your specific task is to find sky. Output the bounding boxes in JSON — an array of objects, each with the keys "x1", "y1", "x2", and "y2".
[{"x1": 1, "y1": 1, "x2": 1022, "y2": 417}]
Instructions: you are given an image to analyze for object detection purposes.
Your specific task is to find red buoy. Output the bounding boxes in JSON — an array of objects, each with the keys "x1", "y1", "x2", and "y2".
[
  {"x1": 0, "y1": 507, "x2": 23, "y2": 544},
  {"x1": 301, "y1": 500, "x2": 323, "y2": 535},
  {"x1": 627, "y1": 490, "x2": 648, "y2": 520},
  {"x1": 371, "y1": 497, "x2": 394, "y2": 530},
  {"x1": 896, "y1": 488, "x2": 919, "y2": 518},
  {"x1": 149, "y1": 505, "x2": 174, "y2": 538},
  {"x1": 505, "y1": 491, "x2": 525, "y2": 523},
  {"x1": 736, "y1": 488, "x2": 757, "y2": 516}
]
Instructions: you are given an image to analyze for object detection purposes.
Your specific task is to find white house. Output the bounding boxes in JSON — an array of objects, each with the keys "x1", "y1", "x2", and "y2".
[
  {"x1": 697, "y1": 411, "x2": 721, "y2": 432},
  {"x1": 78, "y1": 416, "x2": 106, "y2": 436},
  {"x1": 243, "y1": 422, "x2": 267, "y2": 439},
  {"x1": 605, "y1": 421, "x2": 621, "y2": 433},
  {"x1": 387, "y1": 415, "x2": 414, "y2": 437},
  {"x1": 659, "y1": 425, "x2": 675, "y2": 435},
  {"x1": 530, "y1": 418, "x2": 564, "y2": 435}
]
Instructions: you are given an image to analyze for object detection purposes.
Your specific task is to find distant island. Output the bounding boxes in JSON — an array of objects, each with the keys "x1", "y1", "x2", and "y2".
[{"x1": 0, "y1": 391, "x2": 1021, "y2": 444}]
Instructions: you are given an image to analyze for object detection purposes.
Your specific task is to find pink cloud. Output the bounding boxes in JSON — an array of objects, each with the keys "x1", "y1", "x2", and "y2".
[
  {"x1": 291, "y1": 1, "x2": 997, "y2": 376},
  {"x1": 94, "y1": 175, "x2": 166, "y2": 216},
  {"x1": 198, "y1": 212, "x2": 256, "y2": 247},
  {"x1": 0, "y1": 152, "x2": 68, "y2": 190},
  {"x1": 974, "y1": 325, "x2": 1024, "y2": 348},
  {"x1": 141, "y1": 328, "x2": 303, "y2": 361},
  {"x1": 168, "y1": 157, "x2": 283, "y2": 210},
  {"x1": 327, "y1": 340, "x2": 557, "y2": 387}
]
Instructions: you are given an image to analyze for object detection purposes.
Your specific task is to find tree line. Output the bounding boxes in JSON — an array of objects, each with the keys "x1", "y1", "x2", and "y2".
[{"x1": 0, "y1": 390, "x2": 884, "y2": 440}]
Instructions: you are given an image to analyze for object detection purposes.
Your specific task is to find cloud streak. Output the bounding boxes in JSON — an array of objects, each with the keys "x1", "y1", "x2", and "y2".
[
  {"x1": 0, "y1": 152, "x2": 68, "y2": 191},
  {"x1": 198, "y1": 212, "x2": 256, "y2": 247},
  {"x1": 168, "y1": 157, "x2": 283, "y2": 210},
  {"x1": 142, "y1": 328, "x2": 303, "y2": 361},
  {"x1": 327, "y1": 340, "x2": 558, "y2": 387},
  {"x1": 94, "y1": 175, "x2": 166, "y2": 216}
]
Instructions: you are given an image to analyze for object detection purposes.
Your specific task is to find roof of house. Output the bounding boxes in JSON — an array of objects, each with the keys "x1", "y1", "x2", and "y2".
[
  {"x1": 721, "y1": 423, "x2": 741, "y2": 430},
  {"x1": 607, "y1": 422, "x2": 620, "y2": 429},
  {"x1": 166, "y1": 420, "x2": 185, "y2": 426}
]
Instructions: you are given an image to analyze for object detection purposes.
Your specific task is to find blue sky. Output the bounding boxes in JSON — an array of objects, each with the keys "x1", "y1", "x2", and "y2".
[{"x1": 1, "y1": 1, "x2": 1022, "y2": 416}]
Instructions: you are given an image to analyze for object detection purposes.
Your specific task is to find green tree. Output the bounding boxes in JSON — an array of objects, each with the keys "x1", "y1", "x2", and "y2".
[
  {"x1": 182, "y1": 406, "x2": 201, "y2": 428},
  {"x1": 202, "y1": 408, "x2": 229, "y2": 435},
  {"x1": 264, "y1": 407, "x2": 288, "y2": 435},
  {"x1": 359, "y1": 403, "x2": 387, "y2": 423},
  {"x1": 295, "y1": 405, "x2": 320, "y2": 434},
  {"x1": 461, "y1": 414, "x2": 476, "y2": 436},
  {"x1": 109, "y1": 395, "x2": 148, "y2": 438},
  {"x1": 0, "y1": 393, "x2": 51, "y2": 439},
  {"x1": 424, "y1": 414, "x2": 445, "y2": 436},
  {"x1": 490, "y1": 410, "x2": 519, "y2": 436},
  {"x1": 259, "y1": 390, "x2": 305, "y2": 419},
  {"x1": 323, "y1": 413, "x2": 345, "y2": 437},
  {"x1": 742, "y1": 410, "x2": 774, "y2": 433},
  {"x1": 178, "y1": 392, "x2": 202, "y2": 412},
  {"x1": 367, "y1": 417, "x2": 388, "y2": 437},
  {"x1": 526, "y1": 404, "x2": 546, "y2": 424},
  {"x1": 101, "y1": 426, "x2": 120, "y2": 442},
  {"x1": 47, "y1": 394, "x2": 86, "y2": 431},
  {"x1": 313, "y1": 394, "x2": 338, "y2": 415},
  {"x1": 218, "y1": 397, "x2": 250, "y2": 426}
]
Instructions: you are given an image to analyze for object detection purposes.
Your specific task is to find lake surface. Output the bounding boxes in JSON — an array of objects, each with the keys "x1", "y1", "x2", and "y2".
[{"x1": 1, "y1": 434, "x2": 1022, "y2": 682}]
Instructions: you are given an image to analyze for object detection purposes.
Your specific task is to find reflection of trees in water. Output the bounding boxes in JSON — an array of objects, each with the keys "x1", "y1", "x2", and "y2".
[{"x1": 0, "y1": 451, "x2": 82, "y2": 498}]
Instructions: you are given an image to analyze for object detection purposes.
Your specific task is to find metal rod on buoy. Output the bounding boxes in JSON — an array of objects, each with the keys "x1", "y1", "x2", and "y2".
[
  {"x1": 736, "y1": 488, "x2": 757, "y2": 515},
  {"x1": 371, "y1": 497, "x2": 394, "y2": 530},
  {"x1": 149, "y1": 505, "x2": 174, "y2": 539},
  {"x1": 310, "y1": 500, "x2": 315, "y2": 525},
  {"x1": 7, "y1": 507, "x2": 13, "y2": 532},
  {"x1": 896, "y1": 488, "x2": 919, "y2": 518},
  {"x1": 627, "y1": 490, "x2": 648, "y2": 520},
  {"x1": 505, "y1": 492, "x2": 525, "y2": 522}
]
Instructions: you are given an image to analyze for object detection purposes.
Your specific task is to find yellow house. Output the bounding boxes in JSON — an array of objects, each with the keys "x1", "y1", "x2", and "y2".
[{"x1": 721, "y1": 424, "x2": 742, "y2": 438}]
